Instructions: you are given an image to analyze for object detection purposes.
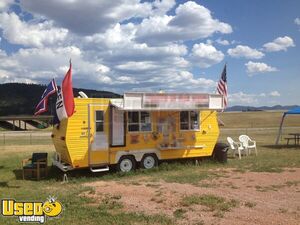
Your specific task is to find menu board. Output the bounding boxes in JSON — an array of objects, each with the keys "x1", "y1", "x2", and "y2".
[{"x1": 143, "y1": 93, "x2": 209, "y2": 109}]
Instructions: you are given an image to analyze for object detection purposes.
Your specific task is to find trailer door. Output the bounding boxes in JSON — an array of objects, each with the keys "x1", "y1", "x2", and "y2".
[
  {"x1": 111, "y1": 107, "x2": 125, "y2": 146},
  {"x1": 88, "y1": 104, "x2": 109, "y2": 166}
]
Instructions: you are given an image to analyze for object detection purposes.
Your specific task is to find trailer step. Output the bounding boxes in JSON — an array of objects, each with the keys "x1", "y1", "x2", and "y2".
[
  {"x1": 53, "y1": 157, "x2": 73, "y2": 172},
  {"x1": 90, "y1": 166, "x2": 109, "y2": 173}
]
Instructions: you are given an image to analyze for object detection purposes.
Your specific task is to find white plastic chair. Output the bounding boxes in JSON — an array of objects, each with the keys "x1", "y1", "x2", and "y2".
[
  {"x1": 239, "y1": 135, "x2": 257, "y2": 156},
  {"x1": 227, "y1": 137, "x2": 247, "y2": 159}
]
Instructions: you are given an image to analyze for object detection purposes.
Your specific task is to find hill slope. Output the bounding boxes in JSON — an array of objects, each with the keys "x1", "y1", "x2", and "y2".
[
  {"x1": 0, "y1": 83, "x2": 121, "y2": 116},
  {"x1": 226, "y1": 105, "x2": 299, "y2": 112},
  {"x1": 0, "y1": 83, "x2": 298, "y2": 116}
]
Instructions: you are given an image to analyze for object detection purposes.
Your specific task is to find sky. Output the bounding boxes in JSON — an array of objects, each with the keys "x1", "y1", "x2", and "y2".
[{"x1": 0, "y1": 0, "x2": 299, "y2": 106}]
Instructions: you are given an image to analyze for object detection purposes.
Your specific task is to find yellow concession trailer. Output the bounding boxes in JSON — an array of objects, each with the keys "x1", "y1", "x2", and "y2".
[{"x1": 52, "y1": 92, "x2": 226, "y2": 172}]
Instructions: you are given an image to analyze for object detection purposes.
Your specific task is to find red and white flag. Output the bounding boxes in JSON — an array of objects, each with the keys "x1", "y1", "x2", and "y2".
[{"x1": 55, "y1": 61, "x2": 75, "y2": 121}]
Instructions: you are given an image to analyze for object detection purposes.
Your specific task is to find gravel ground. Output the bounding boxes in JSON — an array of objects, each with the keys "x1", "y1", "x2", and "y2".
[{"x1": 84, "y1": 168, "x2": 300, "y2": 225}]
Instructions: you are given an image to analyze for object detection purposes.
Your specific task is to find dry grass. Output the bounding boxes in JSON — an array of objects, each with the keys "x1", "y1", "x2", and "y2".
[
  {"x1": 0, "y1": 111, "x2": 300, "y2": 225},
  {"x1": 219, "y1": 111, "x2": 300, "y2": 128}
]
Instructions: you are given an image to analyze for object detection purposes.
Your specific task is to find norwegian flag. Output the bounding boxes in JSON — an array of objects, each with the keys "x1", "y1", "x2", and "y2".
[
  {"x1": 55, "y1": 61, "x2": 75, "y2": 122},
  {"x1": 217, "y1": 65, "x2": 228, "y2": 109},
  {"x1": 34, "y1": 79, "x2": 57, "y2": 115}
]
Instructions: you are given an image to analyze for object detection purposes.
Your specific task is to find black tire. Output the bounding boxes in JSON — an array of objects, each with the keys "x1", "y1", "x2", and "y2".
[
  {"x1": 213, "y1": 142, "x2": 229, "y2": 163},
  {"x1": 140, "y1": 154, "x2": 158, "y2": 169},
  {"x1": 117, "y1": 156, "x2": 136, "y2": 172}
]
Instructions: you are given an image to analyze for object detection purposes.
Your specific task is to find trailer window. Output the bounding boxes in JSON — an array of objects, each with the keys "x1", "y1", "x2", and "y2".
[
  {"x1": 128, "y1": 111, "x2": 152, "y2": 132},
  {"x1": 128, "y1": 112, "x2": 139, "y2": 132},
  {"x1": 95, "y1": 111, "x2": 104, "y2": 132},
  {"x1": 180, "y1": 111, "x2": 189, "y2": 130},
  {"x1": 140, "y1": 111, "x2": 151, "y2": 131},
  {"x1": 180, "y1": 111, "x2": 199, "y2": 130},
  {"x1": 190, "y1": 111, "x2": 199, "y2": 130}
]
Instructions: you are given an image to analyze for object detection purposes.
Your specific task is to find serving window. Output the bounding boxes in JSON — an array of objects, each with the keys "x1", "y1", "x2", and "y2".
[
  {"x1": 180, "y1": 111, "x2": 199, "y2": 130},
  {"x1": 128, "y1": 111, "x2": 151, "y2": 132}
]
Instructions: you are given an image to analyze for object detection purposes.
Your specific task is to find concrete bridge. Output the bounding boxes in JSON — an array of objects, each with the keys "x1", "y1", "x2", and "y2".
[{"x1": 0, "y1": 115, "x2": 53, "y2": 131}]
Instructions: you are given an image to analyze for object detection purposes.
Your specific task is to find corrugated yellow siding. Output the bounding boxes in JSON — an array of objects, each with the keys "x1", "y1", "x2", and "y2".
[
  {"x1": 52, "y1": 119, "x2": 71, "y2": 163},
  {"x1": 66, "y1": 98, "x2": 110, "y2": 168},
  {"x1": 110, "y1": 110, "x2": 219, "y2": 161},
  {"x1": 52, "y1": 98, "x2": 220, "y2": 168},
  {"x1": 52, "y1": 98, "x2": 110, "y2": 168},
  {"x1": 159, "y1": 111, "x2": 219, "y2": 160}
]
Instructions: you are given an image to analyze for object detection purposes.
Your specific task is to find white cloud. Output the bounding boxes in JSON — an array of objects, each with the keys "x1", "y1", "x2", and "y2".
[
  {"x1": 228, "y1": 91, "x2": 281, "y2": 106},
  {"x1": 245, "y1": 61, "x2": 278, "y2": 74},
  {"x1": 263, "y1": 36, "x2": 295, "y2": 52},
  {"x1": 0, "y1": 69, "x2": 15, "y2": 83},
  {"x1": 20, "y1": 0, "x2": 156, "y2": 35},
  {"x1": 295, "y1": 17, "x2": 300, "y2": 25},
  {"x1": 116, "y1": 61, "x2": 160, "y2": 71},
  {"x1": 97, "y1": 75, "x2": 112, "y2": 84},
  {"x1": 158, "y1": 71, "x2": 217, "y2": 92},
  {"x1": 152, "y1": 0, "x2": 176, "y2": 16},
  {"x1": 227, "y1": 45, "x2": 264, "y2": 59},
  {"x1": 0, "y1": 0, "x2": 246, "y2": 95},
  {"x1": 269, "y1": 91, "x2": 280, "y2": 97},
  {"x1": 0, "y1": 43, "x2": 195, "y2": 92},
  {"x1": 0, "y1": 0, "x2": 231, "y2": 93},
  {"x1": 83, "y1": 23, "x2": 135, "y2": 49},
  {"x1": 169, "y1": 1, "x2": 232, "y2": 34},
  {"x1": 116, "y1": 76, "x2": 137, "y2": 84},
  {"x1": 135, "y1": 1, "x2": 232, "y2": 45},
  {"x1": 190, "y1": 43, "x2": 224, "y2": 68},
  {"x1": 0, "y1": 0, "x2": 13, "y2": 12},
  {"x1": 216, "y1": 39, "x2": 236, "y2": 46},
  {"x1": 259, "y1": 93, "x2": 266, "y2": 97},
  {"x1": 0, "y1": 12, "x2": 68, "y2": 48},
  {"x1": 81, "y1": 21, "x2": 192, "y2": 88},
  {"x1": 84, "y1": 23, "x2": 188, "y2": 60},
  {"x1": 229, "y1": 92, "x2": 259, "y2": 105},
  {"x1": 0, "y1": 46, "x2": 115, "y2": 86},
  {"x1": 216, "y1": 38, "x2": 230, "y2": 46}
]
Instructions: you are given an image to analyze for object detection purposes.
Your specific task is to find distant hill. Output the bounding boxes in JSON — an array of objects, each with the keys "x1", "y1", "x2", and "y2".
[
  {"x1": 0, "y1": 83, "x2": 121, "y2": 116},
  {"x1": 226, "y1": 105, "x2": 300, "y2": 112},
  {"x1": 0, "y1": 83, "x2": 298, "y2": 116}
]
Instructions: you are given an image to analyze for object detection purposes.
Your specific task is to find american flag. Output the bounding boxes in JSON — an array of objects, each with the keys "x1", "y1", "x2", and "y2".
[
  {"x1": 217, "y1": 65, "x2": 228, "y2": 109},
  {"x1": 34, "y1": 79, "x2": 57, "y2": 115}
]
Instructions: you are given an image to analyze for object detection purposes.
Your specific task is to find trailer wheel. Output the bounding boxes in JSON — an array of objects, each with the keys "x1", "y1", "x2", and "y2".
[
  {"x1": 140, "y1": 154, "x2": 158, "y2": 169},
  {"x1": 117, "y1": 156, "x2": 136, "y2": 172}
]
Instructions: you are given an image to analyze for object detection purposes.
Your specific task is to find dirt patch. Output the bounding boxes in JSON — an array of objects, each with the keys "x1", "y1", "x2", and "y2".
[{"x1": 84, "y1": 169, "x2": 300, "y2": 225}]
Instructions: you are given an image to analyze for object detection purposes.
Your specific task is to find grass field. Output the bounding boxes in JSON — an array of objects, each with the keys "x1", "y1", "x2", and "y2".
[
  {"x1": 218, "y1": 111, "x2": 300, "y2": 128},
  {"x1": 0, "y1": 111, "x2": 300, "y2": 225}
]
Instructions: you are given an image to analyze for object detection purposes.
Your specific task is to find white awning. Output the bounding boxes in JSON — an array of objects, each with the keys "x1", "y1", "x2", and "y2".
[{"x1": 110, "y1": 92, "x2": 224, "y2": 111}]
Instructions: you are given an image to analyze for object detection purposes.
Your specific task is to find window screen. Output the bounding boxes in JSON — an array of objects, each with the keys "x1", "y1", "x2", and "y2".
[{"x1": 95, "y1": 111, "x2": 104, "y2": 132}]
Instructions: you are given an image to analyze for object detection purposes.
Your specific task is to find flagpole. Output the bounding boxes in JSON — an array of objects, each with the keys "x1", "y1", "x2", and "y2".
[{"x1": 50, "y1": 96, "x2": 53, "y2": 126}]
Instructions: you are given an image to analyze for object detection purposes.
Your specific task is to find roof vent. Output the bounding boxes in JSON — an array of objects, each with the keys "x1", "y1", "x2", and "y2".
[{"x1": 78, "y1": 91, "x2": 88, "y2": 98}]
